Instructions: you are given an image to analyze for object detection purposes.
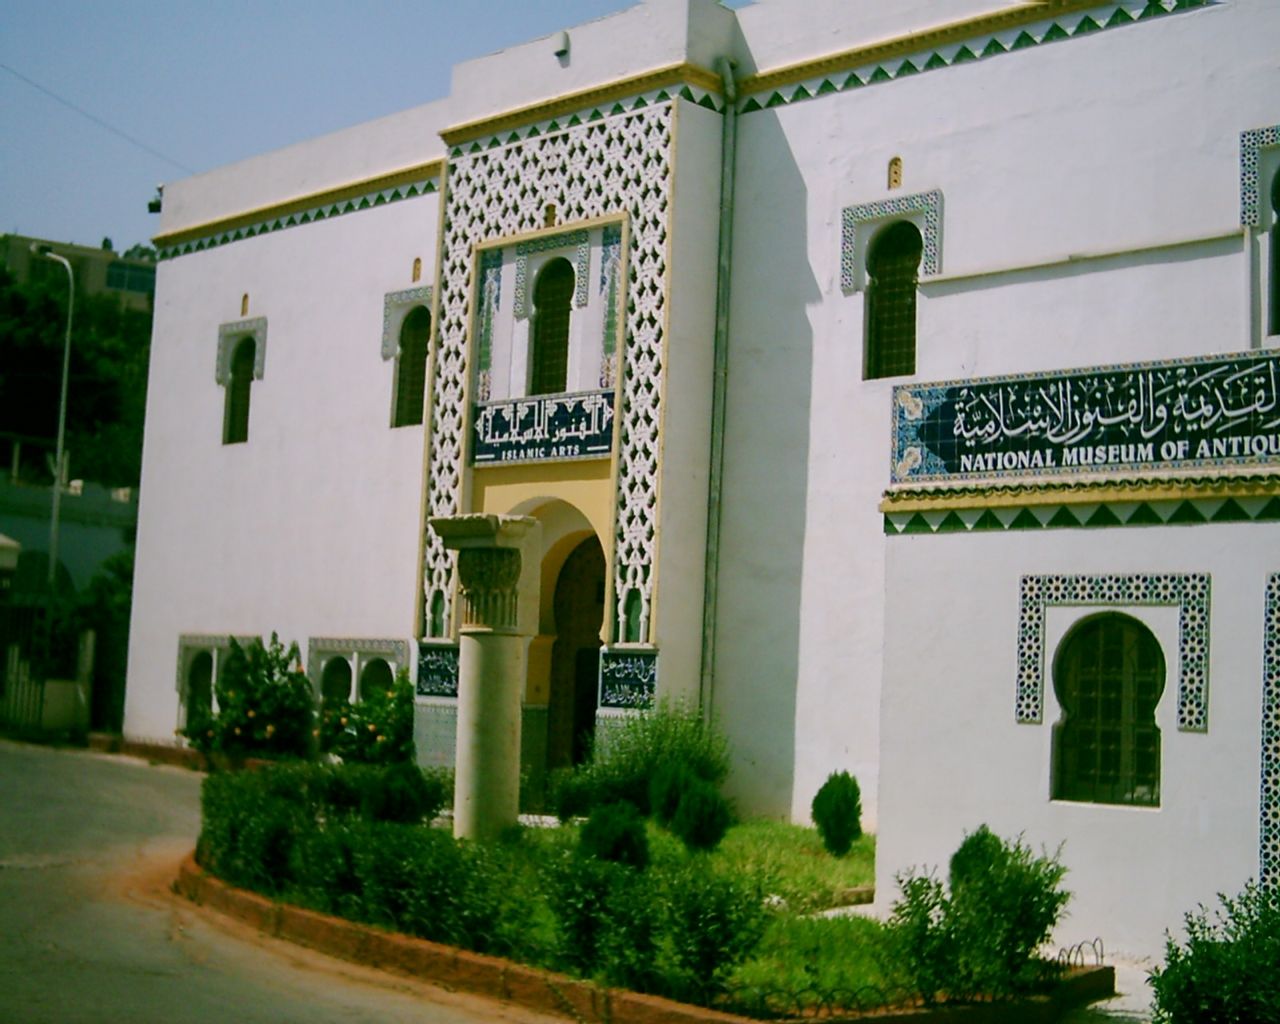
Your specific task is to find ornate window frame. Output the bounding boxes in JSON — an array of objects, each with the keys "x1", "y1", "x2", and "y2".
[
  {"x1": 306, "y1": 637, "x2": 409, "y2": 700},
  {"x1": 215, "y1": 317, "x2": 267, "y2": 384},
  {"x1": 1261, "y1": 573, "x2": 1280, "y2": 887},
  {"x1": 175, "y1": 633, "x2": 259, "y2": 729},
  {"x1": 841, "y1": 188, "x2": 943, "y2": 294},
  {"x1": 1241, "y1": 124, "x2": 1280, "y2": 340},
  {"x1": 1016, "y1": 573, "x2": 1210, "y2": 732},
  {"x1": 381, "y1": 286, "x2": 433, "y2": 360},
  {"x1": 513, "y1": 229, "x2": 590, "y2": 318}
]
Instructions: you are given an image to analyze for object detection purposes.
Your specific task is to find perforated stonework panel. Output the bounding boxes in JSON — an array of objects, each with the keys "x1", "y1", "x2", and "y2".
[
  {"x1": 1262, "y1": 573, "x2": 1280, "y2": 887},
  {"x1": 1016, "y1": 573, "x2": 1210, "y2": 731},
  {"x1": 841, "y1": 189, "x2": 942, "y2": 293},
  {"x1": 1240, "y1": 124, "x2": 1280, "y2": 227},
  {"x1": 424, "y1": 104, "x2": 672, "y2": 641}
]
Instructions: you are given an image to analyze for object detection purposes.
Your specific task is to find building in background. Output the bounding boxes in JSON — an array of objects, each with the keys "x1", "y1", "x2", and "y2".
[
  {"x1": 1, "y1": 234, "x2": 155, "y2": 313},
  {"x1": 125, "y1": 0, "x2": 1280, "y2": 956}
]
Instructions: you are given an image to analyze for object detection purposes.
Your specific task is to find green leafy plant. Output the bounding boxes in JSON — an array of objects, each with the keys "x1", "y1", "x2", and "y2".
[
  {"x1": 183, "y1": 634, "x2": 314, "y2": 760},
  {"x1": 1149, "y1": 881, "x2": 1280, "y2": 1024},
  {"x1": 325, "y1": 666, "x2": 416, "y2": 764},
  {"x1": 811, "y1": 771, "x2": 862, "y2": 856},
  {"x1": 553, "y1": 700, "x2": 730, "y2": 820},
  {"x1": 654, "y1": 861, "x2": 767, "y2": 1004},
  {"x1": 889, "y1": 825, "x2": 1070, "y2": 1003}
]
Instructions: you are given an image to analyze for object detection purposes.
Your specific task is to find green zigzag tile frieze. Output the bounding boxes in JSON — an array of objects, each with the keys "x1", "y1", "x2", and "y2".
[
  {"x1": 157, "y1": 178, "x2": 439, "y2": 261},
  {"x1": 739, "y1": 0, "x2": 1211, "y2": 115},
  {"x1": 447, "y1": 86, "x2": 722, "y2": 159},
  {"x1": 885, "y1": 494, "x2": 1280, "y2": 534}
]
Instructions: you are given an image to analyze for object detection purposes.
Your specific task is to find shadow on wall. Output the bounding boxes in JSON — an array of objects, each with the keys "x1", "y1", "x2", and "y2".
[{"x1": 713, "y1": 110, "x2": 819, "y2": 818}]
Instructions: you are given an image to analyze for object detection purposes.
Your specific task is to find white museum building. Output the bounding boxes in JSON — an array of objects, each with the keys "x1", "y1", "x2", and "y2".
[{"x1": 124, "y1": 0, "x2": 1280, "y2": 956}]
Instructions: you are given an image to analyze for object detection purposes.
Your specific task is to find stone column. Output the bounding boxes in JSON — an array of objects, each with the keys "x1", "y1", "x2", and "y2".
[{"x1": 429, "y1": 514, "x2": 537, "y2": 841}]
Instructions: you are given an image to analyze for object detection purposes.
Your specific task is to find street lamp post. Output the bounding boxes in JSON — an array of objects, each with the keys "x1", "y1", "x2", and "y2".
[{"x1": 30, "y1": 244, "x2": 74, "y2": 591}]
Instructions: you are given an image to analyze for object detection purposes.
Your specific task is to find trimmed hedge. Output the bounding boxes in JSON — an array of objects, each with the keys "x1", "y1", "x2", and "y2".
[{"x1": 197, "y1": 761, "x2": 767, "y2": 1005}]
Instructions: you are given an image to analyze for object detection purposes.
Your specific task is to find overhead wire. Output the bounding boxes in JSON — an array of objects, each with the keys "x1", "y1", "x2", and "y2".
[{"x1": 0, "y1": 61, "x2": 195, "y2": 175}]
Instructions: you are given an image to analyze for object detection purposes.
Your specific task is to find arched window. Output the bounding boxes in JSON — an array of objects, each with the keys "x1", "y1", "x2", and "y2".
[
  {"x1": 1052, "y1": 613, "x2": 1165, "y2": 807},
  {"x1": 865, "y1": 221, "x2": 923, "y2": 380},
  {"x1": 223, "y1": 336, "x2": 255, "y2": 444},
  {"x1": 1269, "y1": 169, "x2": 1280, "y2": 336},
  {"x1": 529, "y1": 258, "x2": 574, "y2": 395},
  {"x1": 393, "y1": 306, "x2": 430, "y2": 427},
  {"x1": 359, "y1": 658, "x2": 394, "y2": 702},
  {"x1": 321, "y1": 657, "x2": 353, "y2": 705},
  {"x1": 186, "y1": 651, "x2": 213, "y2": 730}
]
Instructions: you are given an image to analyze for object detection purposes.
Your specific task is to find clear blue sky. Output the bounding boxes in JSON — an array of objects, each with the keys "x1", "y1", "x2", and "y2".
[{"x1": 0, "y1": 1, "x2": 709, "y2": 253}]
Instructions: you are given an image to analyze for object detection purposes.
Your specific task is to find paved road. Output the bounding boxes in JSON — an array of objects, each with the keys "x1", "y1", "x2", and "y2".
[{"x1": 0, "y1": 740, "x2": 561, "y2": 1024}]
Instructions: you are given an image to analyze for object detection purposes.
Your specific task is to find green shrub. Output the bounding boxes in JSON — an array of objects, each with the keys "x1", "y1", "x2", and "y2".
[
  {"x1": 670, "y1": 777, "x2": 733, "y2": 851},
  {"x1": 811, "y1": 771, "x2": 862, "y2": 856},
  {"x1": 649, "y1": 761, "x2": 693, "y2": 826},
  {"x1": 890, "y1": 825, "x2": 1070, "y2": 1003},
  {"x1": 557, "y1": 701, "x2": 730, "y2": 819},
  {"x1": 1149, "y1": 881, "x2": 1280, "y2": 1024},
  {"x1": 182, "y1": 634, "x2": 314, "y2": 760},
  {"x1": 655, "y1": 862, "x2": 767, "y2": 1004},
  {"x1": 326, "y1": 667, "x2": 416, "y2": 764},
  {"x1": 579, "y1": 801, "x2": 650, "y2": 869}
]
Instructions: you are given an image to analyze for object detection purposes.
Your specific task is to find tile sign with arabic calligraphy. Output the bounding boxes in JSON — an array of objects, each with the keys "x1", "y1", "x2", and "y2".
[
  {"x1": 416, "y1": 643, "x2": 459, "y2": 698},
  {"x1": 599, "y1": 648, "x2": 657, "y2": 709},
  {"x1": 891, "y1": 350, "x2": 1280, "y2": 484},
  {"x1": 473, "y1": 390, "x2": 615, "y2": 465}
]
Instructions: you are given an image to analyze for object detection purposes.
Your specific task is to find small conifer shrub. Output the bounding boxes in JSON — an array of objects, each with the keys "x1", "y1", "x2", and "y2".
[{"x1": 811, "y1": 771, "x2": 862, "y2": 856}]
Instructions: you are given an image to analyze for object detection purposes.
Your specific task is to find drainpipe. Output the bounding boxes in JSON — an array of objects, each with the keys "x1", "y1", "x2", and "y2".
[{"x1": 699, "y1": 56, "x2": 738, "y2": 716}]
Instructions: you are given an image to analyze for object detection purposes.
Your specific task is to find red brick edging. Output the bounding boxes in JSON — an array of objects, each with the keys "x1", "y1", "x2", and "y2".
[
  {"x1": 175, "y1": 853, "x2": 756, "y2": 1024},
  {"x1": 174, "y1": 854, "x2": 1113, "y2": 1024}
]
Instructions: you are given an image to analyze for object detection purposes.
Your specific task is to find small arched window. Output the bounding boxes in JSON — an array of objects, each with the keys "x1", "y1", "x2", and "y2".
[
  {"x1": 186, "y1": 651, "x2": 213, "y2": 730},
  {"x1": 223, "y1": 336, "x2": 255, "y2": 444},
  {"x1": 530, "y1": 258, "x2": 574, "y2": 395},
  {"x1": 359, "y1": 658, "x2": 394, "y2": 702},
  {"x1": 1052, "y1": 613, "x2": 1165, "y2": 807},
  {"x1": 393, "y1": 306, "x2": 430, "y2": 427},
  {"x1": 1269, "y1": 169, "x2": 1280, "y2": 336},
  {"x1": 865, "y1": 221, "x2": 923, "y2": 380},
  {"x1": 321, "y1": 657, "x2": 353, "y2": 705}
]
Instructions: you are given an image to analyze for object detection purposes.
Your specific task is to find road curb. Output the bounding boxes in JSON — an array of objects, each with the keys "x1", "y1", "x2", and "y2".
[
  {"x1": 174, "y1": 854, "x2": 1114, "y2": 1024},
  {"x1": 175, "y1": 853, "x2": 756, "y2": 1024}
]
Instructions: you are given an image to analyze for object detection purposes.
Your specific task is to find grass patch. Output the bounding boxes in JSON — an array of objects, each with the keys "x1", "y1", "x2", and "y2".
[
  {"x1": 726, "y1": 914, "x2": 906, "y2": 1017},
  {"x1": 715, "y1": 819, "x2": 875, "y2": 913}
]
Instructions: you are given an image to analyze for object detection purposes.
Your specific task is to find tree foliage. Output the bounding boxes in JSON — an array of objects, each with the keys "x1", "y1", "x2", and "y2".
[{"x1": 0, "y1": 264, "x2": 151, "y2": 487}]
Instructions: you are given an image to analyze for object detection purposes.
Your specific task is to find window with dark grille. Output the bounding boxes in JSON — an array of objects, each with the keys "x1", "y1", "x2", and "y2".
[
  {"x1": 530, "y1": 258, "x2": 574, "y2": 395},
  {"x1": 393, "y1": 305, "x2": 430, "y2": 427},
  {"x1": 223, "y1": 337, "x2": 255, "y2": 444},
  {"x1": 1052, "y1": 613, "x2": 1164, "y2": 807},
  {"x1": 865, "y1": 220, "x2": 923, "y2": 379}
]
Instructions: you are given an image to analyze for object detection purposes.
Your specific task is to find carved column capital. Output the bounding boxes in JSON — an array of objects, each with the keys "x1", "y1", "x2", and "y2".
[{"x1": 456, "y1": 547, "x2": 522, "y2": 630}]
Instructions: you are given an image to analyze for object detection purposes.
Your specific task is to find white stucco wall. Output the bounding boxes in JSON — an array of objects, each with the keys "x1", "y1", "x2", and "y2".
[
  {"x1": 718, "y1": 0, "x2": 1279, "y2": 829},
  {"x1": 160, "y1": 99, "x2": 450, "y2": 235},
  {"x1": 652, "y1": 98, "x2": 722, "y2": 705},
  {"x1": 878, "y1": 523, "x2": 1269, "y2": 957},
  {"x1": 125, "y1": 192, "x2": 439, "y2": 743}
]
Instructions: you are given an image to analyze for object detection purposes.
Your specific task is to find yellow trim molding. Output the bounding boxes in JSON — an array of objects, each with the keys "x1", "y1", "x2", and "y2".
[
  {"x1": 880, "y1": 472, "x2": 1280, "y2": 513},
  {"x1": 153, "y1": 159, "x2": 446, "y2": 247},
  {"x1": 739, "y1": 0, "x2": 1103, "y2": 97},
  {"x1": 441, "y1": 62, "x2": 722, "y2": 147}
]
